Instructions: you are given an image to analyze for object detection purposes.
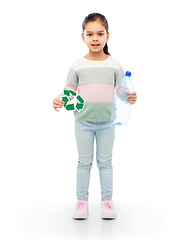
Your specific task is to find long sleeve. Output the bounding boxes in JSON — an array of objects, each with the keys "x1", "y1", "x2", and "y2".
[
  {"x1": 114, "y1": 64, "x2": 125, "y2": 86},
  {"x1": 56, "y1": 67, "x2": 79, "y2": 98}
]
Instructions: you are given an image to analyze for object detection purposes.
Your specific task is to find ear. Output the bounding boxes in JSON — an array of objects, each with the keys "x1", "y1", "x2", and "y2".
[
  {"x1": 106, "y1": 32, "x2": 110, "y2": 43},
  {"x1": 81, "y1": 33, "x2": 85, "y2": 43}
]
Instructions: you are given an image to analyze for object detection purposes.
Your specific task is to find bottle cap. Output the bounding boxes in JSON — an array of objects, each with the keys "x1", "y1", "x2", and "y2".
[{"x1": 125, "y1": 71, "x2": 131, "y2": 77}]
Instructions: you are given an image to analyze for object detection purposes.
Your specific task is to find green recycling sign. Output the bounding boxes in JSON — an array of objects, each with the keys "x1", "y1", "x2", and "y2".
[{"x1": 60, "y1": 90, "x2": 85, "y2": 112}]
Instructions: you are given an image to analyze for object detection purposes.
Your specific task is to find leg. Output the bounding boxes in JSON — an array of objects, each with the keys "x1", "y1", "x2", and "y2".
[
  {"x1": 75, "y1": 121, "x2": 95, "y2": 200},
  {"x1": 96, "y1": 122, "x2": 115, "y2": 200}
]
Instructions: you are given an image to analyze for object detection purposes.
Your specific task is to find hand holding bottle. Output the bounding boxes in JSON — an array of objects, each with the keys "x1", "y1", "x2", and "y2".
[
  {"x1": 111, "y1": 71, "x2": 137, "y2": 125},
  {"x1": 126, "y1": 92, "x2": 137, "y2": 104}
]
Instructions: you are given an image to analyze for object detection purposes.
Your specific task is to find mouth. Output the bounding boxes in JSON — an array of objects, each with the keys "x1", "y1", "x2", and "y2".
[{"x1": 92, "y1": 44, "x2": 100, "y2": 47}]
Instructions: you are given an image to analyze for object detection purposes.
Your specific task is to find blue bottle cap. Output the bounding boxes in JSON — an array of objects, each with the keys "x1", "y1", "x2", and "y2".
[{"x1": 125, "y1": 71, "x2": 131, "y2": 77}]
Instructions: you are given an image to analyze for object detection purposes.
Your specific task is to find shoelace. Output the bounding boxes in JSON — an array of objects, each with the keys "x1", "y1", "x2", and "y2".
[
  {"x1": 76, "y1": 202, "x2": 85, "y2": 209},
  {"x1": 104, "y1": 202, "x2": 112, "y2": 209}
]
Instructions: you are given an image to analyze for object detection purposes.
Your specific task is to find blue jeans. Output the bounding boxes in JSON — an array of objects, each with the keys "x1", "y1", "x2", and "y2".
[{"x1": 75, "y1": 121, "x2": 115, "y2": 201}]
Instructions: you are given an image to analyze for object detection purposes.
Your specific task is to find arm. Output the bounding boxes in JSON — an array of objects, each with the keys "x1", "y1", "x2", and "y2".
[{"x1": 53, "y1": 67, "x2": 78, "y2": 112}]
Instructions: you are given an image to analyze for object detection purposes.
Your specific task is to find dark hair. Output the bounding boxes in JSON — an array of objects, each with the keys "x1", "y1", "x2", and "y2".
[{"x1": 82, "y1": 13, "x2": 111, "y2": 56}]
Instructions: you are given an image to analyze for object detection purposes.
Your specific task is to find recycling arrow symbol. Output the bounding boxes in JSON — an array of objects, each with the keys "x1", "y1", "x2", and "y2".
[{"x1": 60, "y1": 90, "x2": 85, "y2": 112}]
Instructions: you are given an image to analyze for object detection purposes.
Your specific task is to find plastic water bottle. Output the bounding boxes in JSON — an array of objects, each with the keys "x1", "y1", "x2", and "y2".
[{"x1": 111, "y1": 71, "x2": 134, "y2": 125}]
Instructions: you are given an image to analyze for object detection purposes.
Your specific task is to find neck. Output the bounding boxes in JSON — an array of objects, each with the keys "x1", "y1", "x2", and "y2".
[{"x1": 84, "y1": 50, "x2": 108, "y2": 61}]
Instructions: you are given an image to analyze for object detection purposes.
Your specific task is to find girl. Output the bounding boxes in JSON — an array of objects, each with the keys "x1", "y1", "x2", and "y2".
[{"x1": 53, "y1": 13, "x2": 137, "y2": 220}]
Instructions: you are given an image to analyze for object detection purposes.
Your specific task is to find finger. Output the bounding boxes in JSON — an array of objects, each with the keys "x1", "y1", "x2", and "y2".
[
  {"x1": 128, "y1": 94, "x2": 137, "y2": 99},
  {"x1": 129, "y1": 96, "x2": 137, "y2": 100},
  {"x1": 53, "y1": 104, "x2": 64, "y2": 108},
  {"x1": 130, "y1": 99, "x2": 136, "y2": 104},
  {"x1": 54, "y1": 107, "x2": 59, "y2": 112},
  {"x1": 127, "y1": 97, "x2": 136, "y2": 103},
  {"x1": 54, "y1": 100, "x2": 65, "y2": 105},
  {"x1": 132, "y1": 93, "x2": 137, "y2": 99},
  {"x1": 126, "y1": 94, "x2": 131, "y2": 99},
  {"x1": 130, "y1": 93, "x2": 136, "y2": 99},
  {"x1": 53, "y1": 100, "x2": 65, "y2": 105},
  {"x1": 126, "y1": 95, "x2": 133, "y2": 100}
]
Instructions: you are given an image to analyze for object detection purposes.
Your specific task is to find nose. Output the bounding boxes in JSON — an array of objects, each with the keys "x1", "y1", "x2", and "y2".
[{"x1": 93, "y1": 34, "x2": 98, "y2": 41}]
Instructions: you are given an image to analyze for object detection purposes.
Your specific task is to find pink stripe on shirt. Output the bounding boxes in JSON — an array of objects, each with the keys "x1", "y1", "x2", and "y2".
[
  {"x1": 64, "y1": 85, "x2": 78, "y2": 92},
  {"x1": 78, "y1": 84, "x2": 114, "y2": 103}
]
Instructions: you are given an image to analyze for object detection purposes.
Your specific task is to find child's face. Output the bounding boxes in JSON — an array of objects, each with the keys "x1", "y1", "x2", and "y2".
[{"x1": 82, "y1": 20, "x2": 109, "y2": 54}]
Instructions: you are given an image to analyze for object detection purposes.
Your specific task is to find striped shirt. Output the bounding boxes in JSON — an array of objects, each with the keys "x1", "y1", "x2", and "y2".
[{"x1": 57, "y1": 56, "x2": 125, "y2": 122}]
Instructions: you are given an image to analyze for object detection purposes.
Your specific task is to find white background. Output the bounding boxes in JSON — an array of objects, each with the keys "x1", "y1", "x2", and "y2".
[{"x1": 0, "y1": 0, "x2": 185, "y2": 239}]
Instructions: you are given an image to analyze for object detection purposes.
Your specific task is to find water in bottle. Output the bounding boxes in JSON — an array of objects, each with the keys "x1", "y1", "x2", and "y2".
[{"x1": 111, "y1": 71, "x2": 134, "y2": 125}]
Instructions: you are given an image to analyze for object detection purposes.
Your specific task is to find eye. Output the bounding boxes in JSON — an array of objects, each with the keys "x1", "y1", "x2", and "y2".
[
  {"x1": 87, "y1": 34, "x2": 92, "y2": 37},
  {"x1": 98, "y1": 33, "x2": 104, "y2": 36}
]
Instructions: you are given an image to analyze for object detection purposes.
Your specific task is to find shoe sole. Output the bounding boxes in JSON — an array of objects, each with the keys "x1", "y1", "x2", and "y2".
[
  {"x1": 73, "y1": 210, "x2": 88, "y2": 220},
  {"x1": 102, "y1": 215, "x2": 116, "y2": 219},
  {"x1": 73, "y1": 216, "x2": 87, "y2": 220}
]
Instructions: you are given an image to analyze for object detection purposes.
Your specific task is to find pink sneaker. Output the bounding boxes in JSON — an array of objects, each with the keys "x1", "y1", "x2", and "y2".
[
  {"x1": 73, "y1": 200, "x2": 88, "y2": 219},
  {"x1": 101, "y1": 200, "x2": 116, "y2": 219}
]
